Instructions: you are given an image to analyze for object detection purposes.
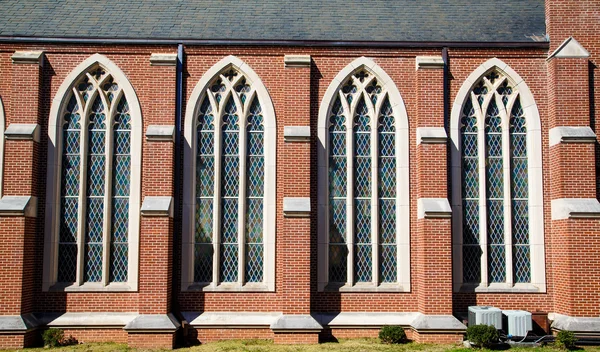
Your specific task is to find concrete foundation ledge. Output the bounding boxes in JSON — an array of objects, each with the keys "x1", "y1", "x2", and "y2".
[
  {"x1": 124, "y1": 314, "x2": 180, "y2": 333},
  {"x1": 0, "y1": 314, "x2": 38, "y2": 333},
  {"x1": 35, "y1": 312, "x2": 138, "y2": 328},
  {"x1": 550, "y1": 313, "x2": 600, "y2": 334},
  {"x1": 182, "y1": 311, "x2": 282, "y2": 327},
  {"x1": 314, "y1": 312, "x2": 465, "y2": 333},
  {"x1": 270, "y1": 315, "x2": 322, "y2": 333}
]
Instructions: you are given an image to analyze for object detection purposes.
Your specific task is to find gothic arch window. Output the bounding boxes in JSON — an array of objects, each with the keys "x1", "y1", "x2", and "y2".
[
  {"x1": 43, "y1": 54, "x2": 142, "y2": 291},
  {"x1": 182, "y1": 56, "x2": 276, "y2": 291},
  {"x1": 451, "y1": 58, "x2": 545, "y2": 292},
  {"x1": 317, "y1": 57, "x2": 410, "y2": 292}
]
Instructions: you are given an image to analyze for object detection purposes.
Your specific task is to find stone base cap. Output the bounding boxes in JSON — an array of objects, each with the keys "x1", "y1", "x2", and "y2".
[
  {"x1": 550, "y1": 313, "x2": 600, "y2": 333},
  {"x1": 270, "y1": 315, "x2": 322, "y2": 332},
  {"x1": 0, "y1": 196, "x2": 37, "y2": 217},
  {"x1": 37, "y1": 312, "x2": 138, "y2": 328},
  {"x1": 315, "y1": 312, "x2": 465, "y2": 333},
  {"x1": 0, "y1": 314, "x2": 38, "y2": 333},
  {"x1": 124, "y1": 313, "x2": 180, "y2": 333}
]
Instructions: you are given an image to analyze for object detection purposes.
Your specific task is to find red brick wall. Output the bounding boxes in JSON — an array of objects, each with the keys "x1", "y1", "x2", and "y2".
[{"x1": 60, "y1": 328, "x2": 128, "y2": 344}]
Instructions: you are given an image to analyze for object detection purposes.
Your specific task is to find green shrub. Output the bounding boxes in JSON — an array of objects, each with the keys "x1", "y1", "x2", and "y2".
[
  {"x1": 556, "y1": 330, "x2": 577, "y2": 350},
  {"x1": 466, "y1": 324, "x2": 499, "y2": 348},
  {"x1": 42, "y1": 328, "x2": 64, "y2": 347},
  {"x1": 379, "y1": 325, "x2": 407, "y2": 344}
]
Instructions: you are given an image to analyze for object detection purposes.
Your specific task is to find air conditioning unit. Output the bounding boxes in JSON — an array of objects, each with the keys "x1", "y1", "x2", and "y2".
[
  {"x1": 468, "y1": 306, "x2": 502, "y2": 329},
  {"x1": 502, "y1": 310, "x2": 532, "y2": 337}
]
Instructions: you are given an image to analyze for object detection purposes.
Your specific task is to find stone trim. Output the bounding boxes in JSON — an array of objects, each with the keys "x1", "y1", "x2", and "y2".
[
  {"x1": 284, "y1": 55, "x2": 311, "y2": 68},
  {"x1": 0, "y1": 196, "x2": 37, "y2": 217},
  {"x1": 5, "y1": 123, "x2": 40, "y2": 142},
  {"x1": 548, "y1": 37, "x2": 590, "y2": 60},
  {"x1": 11, "y1": 51, "x2": 44, "y2": 65},
  {"x1": 314, "y1": 312, "x2": 465, "y2": 333},
  {"x1": 416, "y1": 127, "x2": 447, "y2": 145},
  {"x1": 417, "y1": 198, "x2": 451, "y2": 219},
  {"x1": 182, "y1": 312, "x2": 282, "y2": 327},
  {"x1": 550, "y1": 313, "x2": 600, "y2": 333},
  {"x1": 283, "y1": 197, "x2": 311, "y2": 217},
  {"x1": 0, "y1": 314, "x2": 38, "y2": 333},
  {"x1": 549, "y1": 126, "x2": 596, "y2": 146},
  {"x1": 141, "y1": 196, "x2": 174, "y2": 217},
  {"x1": 123, "y1": 313, "x2": 180, "y2": 333},
  {"x1": 283, "y1": 126, "x2": 310, "y2": 142},
  {"x1": 270, "y1": 315, "x2": 322, "y2": 332},
  {"x1": 415, "y1": 56, "x2": 444, "y2": 70},
  {"x1": 37, "y1": 312, "x2": 138, "y2": 328},
  {"x1": 551, "y1": 198, "x2": 600, "y2": 220},
  {"x1": 149, "y1": 53, "x2": 178, "y2": 66},
  {"x1": 146, "y1": 125, "x2": 175, "y2": 142}
]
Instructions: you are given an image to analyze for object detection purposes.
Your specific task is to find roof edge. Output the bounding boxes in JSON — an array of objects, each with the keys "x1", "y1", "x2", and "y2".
[{"x1": 0, "y1": 36, "x2": 550, "y2": 49}]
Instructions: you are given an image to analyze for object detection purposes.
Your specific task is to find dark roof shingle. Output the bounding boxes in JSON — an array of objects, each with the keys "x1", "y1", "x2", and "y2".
[{"x1": 0, "y1": 0, "x2": 546, "y2": 43}]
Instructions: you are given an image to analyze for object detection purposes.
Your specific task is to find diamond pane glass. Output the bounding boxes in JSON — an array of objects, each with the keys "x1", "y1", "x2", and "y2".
[
  {"x1": 195, "y1": 244, "x2": 213, "y2": 282},
  {"x1": 58, "y1": 97, "x2": 81, "y2": 283},
  {"x1": 329, "y1": 199, "x2": 346, "y2": 243},
  {"x1": 195, "y1": 199, "x2": 213, "y2": 243},
  {"x1": 329, "y1": 244, "x2": 347, "y2": 282},
  {"x1": 488, "y1": 244, "x2": 506, "y2": 283},
  {"x1": 84, "y1": 97, "x2": 106, "y2": 283},
  {"x1": 514, "y1": 245, "x2": 531, "y2": 283},
  {"x1": 245, "y1": 244, "x2": 263, "y2": 283},
  {"x1": 379, "y1": 199, "x2": 396, "y2": 244},
  {"x1": 220, "y1": 244, "x2": 238, "y2": 282},
  {"x1": 463, "y1": 200, "x2": 480, "y2": 244},
  {"x1": 463, "y1": 245, "x2": 482, "y2": 283},
  {"x1": 380, "y1": 244, "x2": 397, "y2": 283},
  {"x1": 354, "y1": 244, "x2": 372, "y2": 282}
]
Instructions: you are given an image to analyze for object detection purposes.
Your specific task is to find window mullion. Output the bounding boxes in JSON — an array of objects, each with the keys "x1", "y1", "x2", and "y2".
[
  {"x1": 370, "y1": 118, "x2": 379, "y2": 286},
  {"x1": 498, "y1": 94, "x2": 514, "y2": 286},
  {"x1": 346, "y1": 117, "x2": 355, "y2": 286},
  {"x1": 101, "y1": 113, "x2": 113, "y2": 286},
  {"x1": 474, "y1": 93, "x2": 489, "y2": 288},
  {"x1": 76, "y1": 112, "x2": 88, "y2": 286},
  {"x1": 238, "y1": 113, "x2": 247, "y2": 286},
  {"x1": 213, "y1": 109, "x2": 222, "y2": 287}
]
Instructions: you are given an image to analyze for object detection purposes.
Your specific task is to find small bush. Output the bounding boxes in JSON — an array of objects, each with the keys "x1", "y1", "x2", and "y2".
[
  {"x1": 556, "y1": 330, "x2": 577, "y2": 350},
  {"x1": 466, "y1": 324, "x2": 499, "y2": 348},
  {"x1": 42, "y1": 328, "x2": 64, "y2": 347},
  {"x1": 42, "y1": 328, "x2": 78, "y2": 347},
  {"x1": 379, "y1": 325, "x2": 407, "y2": 344}
]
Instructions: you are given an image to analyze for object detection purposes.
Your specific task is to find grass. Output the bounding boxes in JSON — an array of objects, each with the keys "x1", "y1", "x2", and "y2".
[{"x1": 2, "y1": 338, "x2": 600, "y2": 352}]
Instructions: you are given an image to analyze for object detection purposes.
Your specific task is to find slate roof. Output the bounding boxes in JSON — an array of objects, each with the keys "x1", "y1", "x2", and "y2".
[{"x1": 0, "y1": 0, "x2": 546, "y2": 44}]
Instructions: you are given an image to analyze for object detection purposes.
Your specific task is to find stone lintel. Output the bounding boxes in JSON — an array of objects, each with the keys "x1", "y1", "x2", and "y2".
[
  {"x1": 283, "y1": 126, "x2": 310, "y2": 142},
  {"x1": 283, "y1": 197, "x2": 311, "y2": 217},
  {"x1": 417, "y1": 127, "x2": 447, "y2": 145},
  {"x1": 5, "y1": 123, "x2": 41, "y2": 142},
  {"x1": 549, "y1": 126, "x2": 596, "y2": 146},
  {"x1": 416, "y1": 56, "x2": 444, "y2": 70},
  {"x1": 0, "y1": 196, "x2": 37, "y2": 217},
  {"x1": 284, "y1": 55, "x2": 311, "y2": 68},
  {"x1": 417, "y1": 198, "x2": 451, "y2": 219},
  {"x1": 11, "y1": 51, "x2": 44, "y2": 65},
  {"x1": 551, "y1": 198, "x2": 600, "y2": 220},
  {"x1": 149, "y1": 53, "x2": 178, "y2": 66},
  {"x1": 141, "y1": 196, "x2": 173, "y2": 217},
  {"x1": 123, "y1": 313, "x2": 180, "y2": 332},
  {"x1": 146, "y1": 125, "x2": 175, "y2": 142}
]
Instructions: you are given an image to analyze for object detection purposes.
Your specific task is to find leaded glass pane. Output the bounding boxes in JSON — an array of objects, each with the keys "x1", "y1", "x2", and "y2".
[
  {"x1": 220, "y1": 244, "x2": 238, "y2": 282},
  {"x1": 84, "y1": 97, "x2": 106, "y2": 283},
  {"x1": 461, "y1": 97, "x2": 481, "y2": 283},
  {"x1": 110, "y1": 97, "x2": 130, "y2": 283},
  {"x1": 328, "y1": 96, "x2": 347, "y2": 282},
  {"x1": 195, "y1": 96, "x2": 215, "y2": 283},
  {"x1": 510, "y1": 98, "x2": 530, "y2": 283},
  {"x1": 58, "y1": 95, "x2": 81, "y2": 282},
  {"x1": 488, "y1": 244, "x2": 506, "y2": 283},
  {"x1": 380, "y1": 244, "x2": 397, "y2": 283}
]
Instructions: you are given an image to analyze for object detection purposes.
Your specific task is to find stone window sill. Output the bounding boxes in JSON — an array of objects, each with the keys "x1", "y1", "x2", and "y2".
[
  {"x1": 455, "y1": 282, "x2": 545, "y2": 293},
  {"x1": 183, "y1": 282, "x2": 273, "y2": 292},
  {"x1": 48, "y1": 282, "x2": 136, "y2": 292},
  {"x1": 322, "y1": 282, "x2": 410, "y2": 293}
]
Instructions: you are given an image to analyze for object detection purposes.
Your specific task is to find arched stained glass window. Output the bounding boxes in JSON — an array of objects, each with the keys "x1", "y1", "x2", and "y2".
[
  {"x1": 459, "y1": 69, "x2": 531, "y2": 286},
  {"x1": 55, "y1": 65, "x2": 134, "y2": 286},
  {"x1": 189, "y1": 63, "x2": 269, "y2": 288},
  {"x1": 324, "y1": 66, "x2": 403, "y2": 288}
]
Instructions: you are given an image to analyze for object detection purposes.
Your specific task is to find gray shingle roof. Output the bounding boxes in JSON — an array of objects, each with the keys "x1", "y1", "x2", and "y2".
[{"x1": 0, "y1": 0, "x2": 546, "y2": 43}]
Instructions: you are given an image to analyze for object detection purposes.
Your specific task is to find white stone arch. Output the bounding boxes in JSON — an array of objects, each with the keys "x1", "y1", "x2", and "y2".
[
  {"x1": 43, "y1": 53, "x2": 142, "y2": 291},
  {"x1": 317, "y1": 56, "x2": 410, "y2": 292},
  {"x1": 0, "y1": 97, "x2": 4, "y2": 197},
  {"x1": 182, "y1": 55, "x2": 276, "y2": 291},
  {"x1": 450, "y1": 57, "x2": 545, "y2": 292}
]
